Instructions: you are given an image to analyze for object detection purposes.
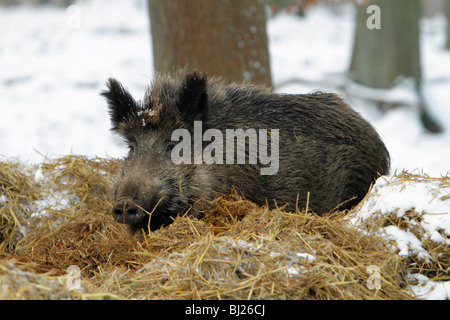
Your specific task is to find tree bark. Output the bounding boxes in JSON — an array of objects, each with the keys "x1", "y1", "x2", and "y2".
[
  {"x1": 445, "y1": 0, "x2": 450, "y2": 49},
  {"x1": 350, "y1": 0, "x2": 441, "y2": 133},
  {"x1": 148, "y1": 0, "x2": 272, "y2": 87},
  {"x1": 350, "y1": 0, "x2": 421, "y2": 89}
]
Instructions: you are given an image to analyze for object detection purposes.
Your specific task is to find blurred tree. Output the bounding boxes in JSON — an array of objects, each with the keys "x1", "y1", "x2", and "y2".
[
  {"x1": 148, "y1": 0, "x2": 272, "y2": 86},
  {"x1": 446, "y1": 0, "x2": 450, "y2": 49},
  {"x1": 350, "y1": 0, "x2": 441, "y2": 133},
  {"x1": 266, "y1": 0, "x2": 314, "y2": 16}
]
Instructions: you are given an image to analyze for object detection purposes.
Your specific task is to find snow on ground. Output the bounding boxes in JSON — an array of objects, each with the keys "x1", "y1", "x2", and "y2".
[
  {"x1": 348, "y1": 174, "x2": 450, "y2": 299},
  {"x1": 0, "y1": 0, "x2": 152, "y2": 163},
  {"x1": 1, "y1": 0, "x2": 449, "y2": 299},
  {"x1": 352, "y1": 176, "x2": 450, "y2": 249}
]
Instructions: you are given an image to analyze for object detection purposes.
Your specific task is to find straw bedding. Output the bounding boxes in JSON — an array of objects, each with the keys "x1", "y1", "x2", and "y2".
[{"x1": 0, "y1": 155, "x2": 447, "y2": 299}]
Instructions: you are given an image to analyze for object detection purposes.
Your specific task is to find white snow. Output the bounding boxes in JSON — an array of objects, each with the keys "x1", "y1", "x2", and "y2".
[
  {"x1": 1, "y1": 0, "x2": 449, "y2": 299},
  {"x1": 407, "y1": 273, "x2": 450, "y2": 300},
  {"x1": 349, "y1": 174, "x2": 450, "y2": 299},
  {"x1": 0, "y1": 0, "x2": 152, "y2": 163},
  {"x1": 351, "y1": 175, "x2": 450, "y2": 248},
  {"x1": 383, "y1": 225, "x2": 431, "y2": 260}
]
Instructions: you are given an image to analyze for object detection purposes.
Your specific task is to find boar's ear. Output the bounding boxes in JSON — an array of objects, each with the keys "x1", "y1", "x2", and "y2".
[
  {"x1": 178, "y1": 71, "x2": 208, "y2": 121},
  {"x1": 101, "y1": 78, "x2": 138, "y2": 132}
]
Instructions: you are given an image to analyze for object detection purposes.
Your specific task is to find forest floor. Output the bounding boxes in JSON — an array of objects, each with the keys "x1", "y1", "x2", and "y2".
[{"x1": 0, "y1": 156, "x2": 449, "y2": 300}]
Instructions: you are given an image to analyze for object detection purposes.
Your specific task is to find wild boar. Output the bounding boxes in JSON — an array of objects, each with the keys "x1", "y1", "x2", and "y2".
[{"x1": 102, "y1": 70, "x2": 389, "y2": 232}]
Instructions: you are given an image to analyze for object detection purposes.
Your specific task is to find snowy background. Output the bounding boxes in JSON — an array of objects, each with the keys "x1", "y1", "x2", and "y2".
[
  {"x1": 1, "y1": 0, "x2": 449, "y2": 177},
  {"x1": 1, "y1": 0, "x2": 449, "y2": 300}
]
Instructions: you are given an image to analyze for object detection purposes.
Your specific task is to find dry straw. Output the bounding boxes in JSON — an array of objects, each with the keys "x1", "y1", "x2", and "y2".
[
  {"x1": 0, "y1": 155, "x2": 437, "y2": 300},
  {"x1": 350, "y1": 172, "x2": 450, "y2": 289}
]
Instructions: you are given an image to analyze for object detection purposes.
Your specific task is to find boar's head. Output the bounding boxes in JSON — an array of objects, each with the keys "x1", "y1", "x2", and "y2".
[{"x1": 102, "y1": 71, "x2": 210, "y2": 233}]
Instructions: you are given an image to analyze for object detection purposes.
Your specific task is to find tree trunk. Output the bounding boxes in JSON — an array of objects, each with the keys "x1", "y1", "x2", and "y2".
[
  {"x1": 350, "y1": 0, "x2": 421, "y2": 89},
  {"x1": 148, "y1": 0, "x2": 272, "y2": 87},
  {"x1": 445, "y1": 0, "x2": 450, "y2": 49},
  {"x1": 350, "y1": 0, "x2": 441, "y2": 133}
]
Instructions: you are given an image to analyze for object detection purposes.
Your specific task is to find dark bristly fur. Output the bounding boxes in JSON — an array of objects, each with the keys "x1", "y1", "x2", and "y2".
[
  {"x1": 102, "y1": 70, "x2": 390, "y2": 233},
  {"x1": 103, "y1": 79, "x2": 140, "y2": 132}
]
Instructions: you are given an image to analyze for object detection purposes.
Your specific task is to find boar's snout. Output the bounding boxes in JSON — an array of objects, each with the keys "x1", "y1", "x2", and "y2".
[
  {"x1": 111, "y1": 176, "x2": 170, "y2": 232},
  {"x1": 112, "y1": 199, "x2": 146, "y2": 226}
]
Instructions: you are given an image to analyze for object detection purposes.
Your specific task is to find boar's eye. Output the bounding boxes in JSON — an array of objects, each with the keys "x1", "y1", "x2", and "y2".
[
  {"x1": 165, "y1": 142, "x2": 176, "y2": 155},
  {"x1": 128, "y1": 141, "x2": 137, "y2": 153}
]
